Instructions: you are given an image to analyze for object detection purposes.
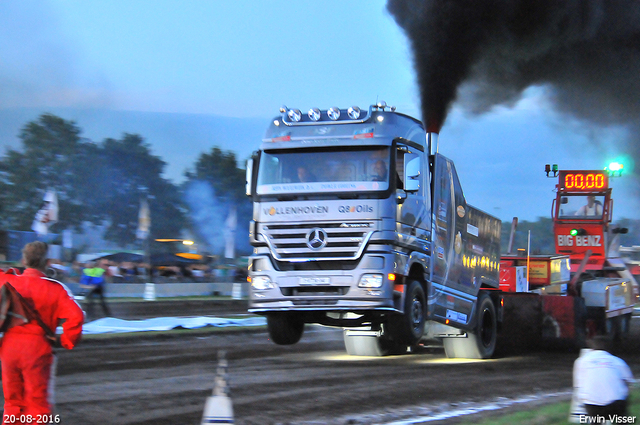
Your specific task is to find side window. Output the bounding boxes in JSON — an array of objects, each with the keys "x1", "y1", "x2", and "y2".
[
  {"x1": 396, "y1": 148, "x2": 405, "y2": 189},
  {"x1": 396, "y1": 144, "x2": 423, "y2": 192}
]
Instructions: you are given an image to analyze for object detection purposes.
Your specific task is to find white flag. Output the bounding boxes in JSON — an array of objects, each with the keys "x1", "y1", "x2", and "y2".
[
  {"x1": 224, "y1": 205, "x2": 237, "y2": 259},
  {"x1": 31, "y1": 190, "x2": 58, "y2": 236},
  {"x1": 136, "y1": 199, "x2": 151, "y2": 240}
]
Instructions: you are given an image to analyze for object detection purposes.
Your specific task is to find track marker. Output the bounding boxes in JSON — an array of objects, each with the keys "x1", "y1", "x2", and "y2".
[{"x1": 201, "y1": 350, "x2": 234, "y2": 424}]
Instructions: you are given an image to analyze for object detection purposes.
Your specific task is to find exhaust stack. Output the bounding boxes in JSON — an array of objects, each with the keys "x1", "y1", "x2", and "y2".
[{"x1": 427, "y1": 132, "x2": 439, "y2": 155}]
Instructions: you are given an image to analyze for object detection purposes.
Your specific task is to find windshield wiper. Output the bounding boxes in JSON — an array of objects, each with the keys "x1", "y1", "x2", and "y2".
[
  {"x1": 277, "y1": 195, "x2": 298, "y2": 201},
  {"x1": 338, "y1": 193, "x2": 360, "y2": 199}
]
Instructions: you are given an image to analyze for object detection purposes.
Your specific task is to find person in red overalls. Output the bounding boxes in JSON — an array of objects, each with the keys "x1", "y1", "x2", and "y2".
[{"x1": 0, "y1": 241, "x2": 84, "y2": 423}]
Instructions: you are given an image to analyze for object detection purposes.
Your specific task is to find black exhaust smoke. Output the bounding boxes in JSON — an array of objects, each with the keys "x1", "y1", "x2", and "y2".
[{"x1": 387, "y1": 0, "x2": 640, "y2": 176}]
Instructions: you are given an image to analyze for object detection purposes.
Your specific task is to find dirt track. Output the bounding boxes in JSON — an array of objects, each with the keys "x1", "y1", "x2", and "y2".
[{"x1": 7, "y1": 299, "x2": 640, "y2": 424}]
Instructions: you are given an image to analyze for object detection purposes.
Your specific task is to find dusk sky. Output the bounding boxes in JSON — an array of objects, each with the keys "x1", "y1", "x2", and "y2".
[{"x1": 1, "y1": 0, "x2": 638, "y2": 222}]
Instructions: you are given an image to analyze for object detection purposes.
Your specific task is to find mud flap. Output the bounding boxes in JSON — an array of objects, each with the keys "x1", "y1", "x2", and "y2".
[
  {"x1": 496, "y1": 293, "x2": 542, "y2": 354},
  {"x1": 540, "y1": 295, "x2": 586, "y2": 349}
]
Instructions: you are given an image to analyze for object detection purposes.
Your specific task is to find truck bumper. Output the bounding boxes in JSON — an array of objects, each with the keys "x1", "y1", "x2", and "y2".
[{"x1": 248, "y1": 252, "x2": 401, "y2": 314}]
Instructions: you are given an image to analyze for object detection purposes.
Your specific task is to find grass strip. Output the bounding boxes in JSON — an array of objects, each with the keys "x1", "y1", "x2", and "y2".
[{"x1": 457, "y1": 388, "x2": 640, "y2": 425}]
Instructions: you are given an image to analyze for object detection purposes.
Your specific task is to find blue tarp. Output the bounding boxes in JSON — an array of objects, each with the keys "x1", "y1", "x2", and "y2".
[{"x1": 82, "y1": 315, "x2": 266, "y2": 335}]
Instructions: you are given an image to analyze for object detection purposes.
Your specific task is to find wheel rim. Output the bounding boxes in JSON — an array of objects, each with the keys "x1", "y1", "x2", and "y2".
[
  {"x1": 480, "y1": 307, "x2": 495, "y2": 348},
  {"x1": 411, "y1": 295, "x2": 424, "y2": 331}
]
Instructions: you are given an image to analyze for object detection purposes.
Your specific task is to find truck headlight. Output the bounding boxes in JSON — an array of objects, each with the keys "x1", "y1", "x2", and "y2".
[
  {"x1": 251, "y1": 276, "x2": 275, "y2": 290},
  {"x1": 358, "y1": 274, "x2": 383, "y2": 288}
]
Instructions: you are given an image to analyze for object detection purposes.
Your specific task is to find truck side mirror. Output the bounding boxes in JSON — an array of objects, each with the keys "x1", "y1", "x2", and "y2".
[
  {"x1": 404, "y1": 154, "x2": 420, "y2": 192},
  {"x1": 245, "y1": 158, "x2": 254, "y2": 196}
]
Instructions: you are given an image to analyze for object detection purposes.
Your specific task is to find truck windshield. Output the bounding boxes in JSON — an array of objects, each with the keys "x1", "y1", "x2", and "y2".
[
  {"x1": 257, "y1": 147, "x2": 390, "y2": 195},
  {"x1": 558, "y1": 194, "x2": 605, "y2": 219}
]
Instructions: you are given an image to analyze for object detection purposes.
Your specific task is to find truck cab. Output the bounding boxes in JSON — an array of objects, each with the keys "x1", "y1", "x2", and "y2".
[
  {"x1": 246, "y1": 103, "x2": 501, "y2": 358},
  {"x1": 553, "y1": 170, "x2": 612, "y2": 272}
]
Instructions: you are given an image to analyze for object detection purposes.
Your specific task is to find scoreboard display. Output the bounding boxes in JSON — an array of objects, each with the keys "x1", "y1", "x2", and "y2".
[{"x1": 558, "y1": 170, "x2": 608, "y2": 191}]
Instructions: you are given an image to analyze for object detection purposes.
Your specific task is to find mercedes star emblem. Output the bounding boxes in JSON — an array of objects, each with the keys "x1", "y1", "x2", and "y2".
[{"x1": 306, "y1": 228, "x2": 328, "y2": 250}]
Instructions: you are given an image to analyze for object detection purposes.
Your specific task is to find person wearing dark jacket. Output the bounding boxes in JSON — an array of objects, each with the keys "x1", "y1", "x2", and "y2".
[{"x1": 80, "y1": 260, "x2": 111, "y2": 319}]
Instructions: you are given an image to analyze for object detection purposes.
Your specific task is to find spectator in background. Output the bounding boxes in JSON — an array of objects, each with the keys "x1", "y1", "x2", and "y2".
[
  {"x1": 235, "y1": 266, "x2": 248, "y2": 282},
  {"x1": 80, "y1": 260, "x2": 111, "y2": 319},
  {"x1": 48, "y1": 260, "x2": 68, "y2": 281},
  {"x1": 68, "y1": 261, "x2": 82, "y2": 283},
  {"x1": 192, "y1": 266, "x2": 205, "y2": 281},
  {"x1": 573, "y1": 335, "x2": 634, "y2": 419},
  {"x1": 107, "y1": 262, "x2": 123, "y2": 283},
  {"x1": 120, "y1": 262, "x2": 136, "y2": 282}
]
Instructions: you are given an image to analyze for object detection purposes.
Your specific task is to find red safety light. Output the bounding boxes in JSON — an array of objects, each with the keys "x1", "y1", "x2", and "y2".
[
  {"x1": 353, "y1": 132, "x2": 374, "y2": 139},
  {"x1": 271, "y1": 135, "x2": 291, "y2": 142}
]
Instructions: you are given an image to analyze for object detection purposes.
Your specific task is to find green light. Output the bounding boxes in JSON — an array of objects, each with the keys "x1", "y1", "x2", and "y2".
[
  {"x1": 570, "y1": 229, "x2": 579, "y2": 237},
  {"x1": 604, "y1": 154, "x2": 634, "y2": 176},
  {"x1": 608, "y1": 162, "x2": 623, "y2": 172}
]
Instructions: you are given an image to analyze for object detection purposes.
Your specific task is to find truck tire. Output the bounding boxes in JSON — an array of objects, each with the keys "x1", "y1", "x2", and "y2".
[
  {"x1": 388, "y1": 279, "x2": 426, "y2": 346},
  {"x1": 443, "y1": 292, "x2": 497, "y2": 359},
  {"x1": 266, "y1": 313, "x2": 304, "y2": 345},
  {"x1": 343, "y1": 331, "x2": 404, "y2": 356}
]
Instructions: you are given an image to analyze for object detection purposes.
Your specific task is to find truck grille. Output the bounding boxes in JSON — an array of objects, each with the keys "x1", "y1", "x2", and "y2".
[
  {"x1": 259, "y1": 222, "x2": 374, "y2": 261},
  {"x1": 280, "y1": 286, "x2": 349, "y2": 296}
]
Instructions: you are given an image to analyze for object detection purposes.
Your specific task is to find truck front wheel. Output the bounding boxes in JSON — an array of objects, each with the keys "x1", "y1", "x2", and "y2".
[
  {"x1": 266, "y1": 313, "x2": 304, "y2": 345},
  {"x1": 443, "y1": 292, "x2": 497, "y2": 359},
  {"x1": 388, "y1": 279, "x2": 426, "y2": 346}
]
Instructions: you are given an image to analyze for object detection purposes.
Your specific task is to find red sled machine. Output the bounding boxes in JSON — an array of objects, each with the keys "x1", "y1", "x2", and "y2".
[{"x1": 499, "y1": 167, "x2": 637, "y2": 349}]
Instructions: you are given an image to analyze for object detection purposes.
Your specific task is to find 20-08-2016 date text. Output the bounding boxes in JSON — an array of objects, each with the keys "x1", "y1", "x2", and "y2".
[{"x1": 3, "y1": 414, "x2": 61, "y2": 424}]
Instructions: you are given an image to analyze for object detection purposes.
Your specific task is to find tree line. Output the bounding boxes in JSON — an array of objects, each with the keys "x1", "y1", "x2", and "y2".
[
  {"x1": 0, "y1": 113, "x2": 250, "y2": 255},
  {"x1": 501, "y1": 217, "x2": 640, "y2": 255},
  {"x1": 1, "y1": 113, "x2": 638, "y2": 257}
]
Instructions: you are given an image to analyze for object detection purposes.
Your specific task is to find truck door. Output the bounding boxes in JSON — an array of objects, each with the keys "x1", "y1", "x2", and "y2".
[
  {"x1": 431, "y1": 154, "x2": 470, "y2": 294},
  {"x1": 395, "y1": 141, "x2": 431, "y2": 256}
]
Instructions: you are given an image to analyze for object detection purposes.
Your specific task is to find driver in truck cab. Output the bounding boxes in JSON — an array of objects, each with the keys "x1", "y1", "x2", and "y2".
[
  {"x1": 296, "y1": 166, "x2": 316, "y2": 183},
  {"x1": 371, "y1": 160, "x2": 387, "y2": 182},
  {"x1": 575, "y1": 195, "x2": 603, "y2": 217}
]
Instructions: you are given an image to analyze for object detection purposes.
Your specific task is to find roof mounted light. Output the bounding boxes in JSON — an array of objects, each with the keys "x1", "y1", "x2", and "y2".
[
  {"x1": 328, "y1": 107, "x2": 341, "y2": 120},
  {"x1": 279, "y1": 105, "x2": 287, "y2": 113},
  {"x1": 287, "y1": 109, "x2": 302, "y2": 122},
  {"x1": 374, "y1": 101, "x2": 396, "y2": 112},
  {"x1": 308, "y1": 108, "x2": 321, "y2": 121},
  {"x1": 347, "y1": 106, "x2": 361, "y2": 120}
]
